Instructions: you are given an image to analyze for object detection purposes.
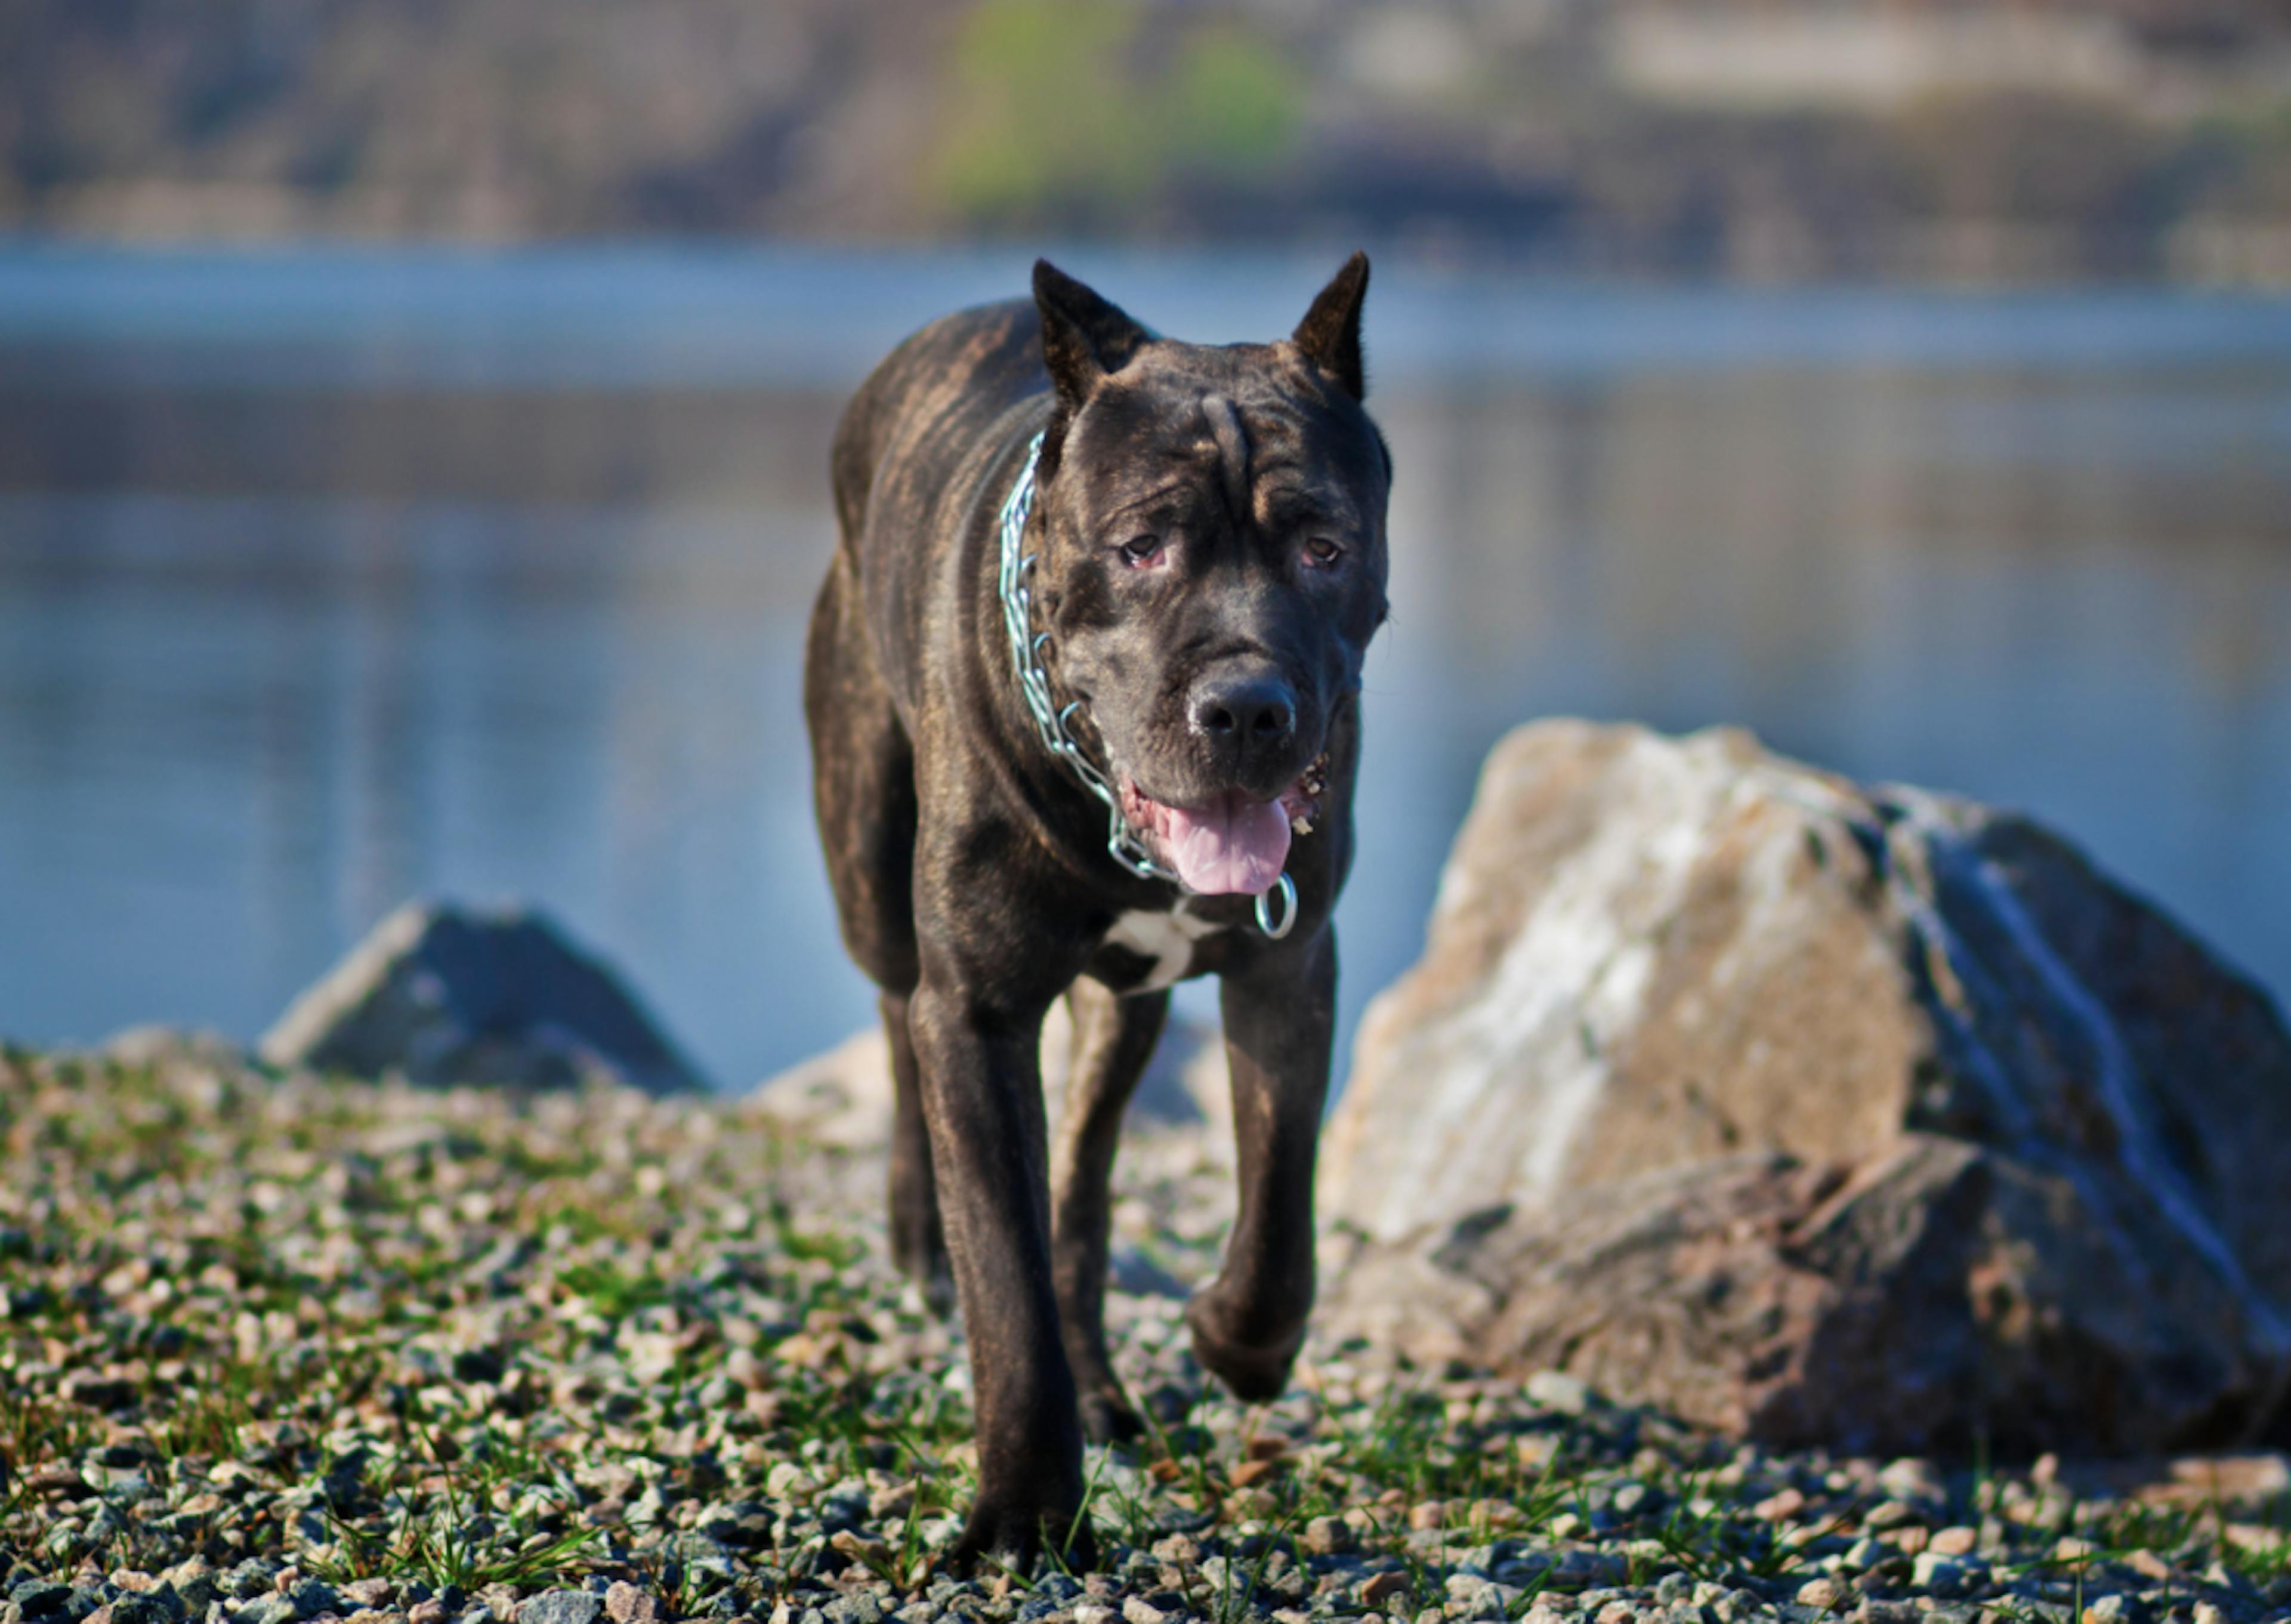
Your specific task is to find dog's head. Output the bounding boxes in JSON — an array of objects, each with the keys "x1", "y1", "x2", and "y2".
[{"x1": 1026, "y1": 256, "x2": 1391, "y2": 899}]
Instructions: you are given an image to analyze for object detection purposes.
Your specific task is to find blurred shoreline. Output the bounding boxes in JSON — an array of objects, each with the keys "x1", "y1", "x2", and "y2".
[{"x1": 8, "y1": 0, "x2": 2291, "y2": 286}]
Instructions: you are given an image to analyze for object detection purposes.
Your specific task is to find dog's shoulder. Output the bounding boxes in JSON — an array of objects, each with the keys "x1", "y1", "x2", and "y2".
[{"x1": 845, "y1": 301, "x2": 1046, "y2": 439}]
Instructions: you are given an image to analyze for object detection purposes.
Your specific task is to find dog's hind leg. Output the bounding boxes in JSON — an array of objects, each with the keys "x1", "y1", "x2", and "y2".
[
  {"x1": 1049, "y1": 978, "x2": 1169, "y2": 1443},
  {"x1": 882, "y1": 990, "x2": 953, "y2": 1312},
  {"x1": 804, "y1": 554, "x2": 949, "y2": 1300}
]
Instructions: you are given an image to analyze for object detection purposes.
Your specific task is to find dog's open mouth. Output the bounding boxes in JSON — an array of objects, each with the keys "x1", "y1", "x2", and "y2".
[{"x1": 1120, "y1": 757, "x2": 1328, "y2": 897}]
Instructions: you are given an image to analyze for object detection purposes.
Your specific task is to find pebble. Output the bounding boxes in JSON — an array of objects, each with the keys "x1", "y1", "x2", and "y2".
[
  {"x1": 601, "y1": 1586, "x2": 654, "y2": 1624},
  {"x1": 518, "y1": 1595, "x2": 601, "y2": 1624},
  {"x1": 1357, "y1": 1573, "x2": 1412, "y2": 1610},
  {"x1": 1753, "y1": 1487, "x2": 1805, "y2": 1522},
  {"x1": 1909, "y1": 1553, "x2": 1968, "y2": 1597},
  {"x1": 1793, "y1": 1576, "x2": 1844, "y2": 1611},
  {"x1": 1925, "y1": 1526, "x2": 1978, "y2": 1556}
]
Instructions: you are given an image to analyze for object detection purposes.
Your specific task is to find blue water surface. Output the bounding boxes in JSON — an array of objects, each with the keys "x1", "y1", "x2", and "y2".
[{"x1": 1, "y1": 245, "x2": 2286, "y2": 1086}]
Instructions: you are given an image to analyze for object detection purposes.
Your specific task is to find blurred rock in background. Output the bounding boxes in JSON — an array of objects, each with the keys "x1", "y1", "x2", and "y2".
[{"x1": 259, "y1": 900, "x2": 709, "y2": 1095}]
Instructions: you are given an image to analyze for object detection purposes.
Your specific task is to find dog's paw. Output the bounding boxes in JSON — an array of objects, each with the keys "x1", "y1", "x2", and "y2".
[
  {"x1": 889, "y1": 1224, "x2": 955, "y2": 1318},
  {"x1": 949, "y1": 1495, "x2": 1099, "y2": 1576},
  {"x1": 1078, "y1": 1384, "x2": 1146, "y2": 1446},
  {"x1": 1185, "y1": 1293, "x2": 1304, "y2": 1404}
]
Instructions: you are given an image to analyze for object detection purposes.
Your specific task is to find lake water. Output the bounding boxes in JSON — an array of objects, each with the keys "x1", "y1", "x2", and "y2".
[{"x1": 2, "y1": 244, "x2": 2288, "y2": 1089}]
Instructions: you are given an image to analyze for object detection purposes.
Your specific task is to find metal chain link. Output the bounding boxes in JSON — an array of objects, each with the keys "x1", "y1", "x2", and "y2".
[{"x1": 996, "y1": 431, "x2": 1296, "y2": 938}]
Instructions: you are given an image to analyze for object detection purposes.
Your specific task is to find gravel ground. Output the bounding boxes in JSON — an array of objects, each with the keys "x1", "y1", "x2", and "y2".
[{"x1": 6, "y1": 1037, "x2": 2291, "y2": 1624}]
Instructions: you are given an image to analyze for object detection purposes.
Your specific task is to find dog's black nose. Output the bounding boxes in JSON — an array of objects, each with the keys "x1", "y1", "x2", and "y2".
[{"x1": 1189, "y1": 672, "x2": 1296, "y2": 749}]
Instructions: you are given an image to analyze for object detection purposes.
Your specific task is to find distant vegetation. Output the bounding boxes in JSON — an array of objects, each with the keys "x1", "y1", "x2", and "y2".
[{"x1": 4, "y1": 0, "x2": 2290, "y2": 280}]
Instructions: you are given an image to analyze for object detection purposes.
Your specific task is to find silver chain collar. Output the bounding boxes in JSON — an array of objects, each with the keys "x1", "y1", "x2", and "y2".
[{"x1": 996, "y1": 431, "x2": 1296, "y2": 940}]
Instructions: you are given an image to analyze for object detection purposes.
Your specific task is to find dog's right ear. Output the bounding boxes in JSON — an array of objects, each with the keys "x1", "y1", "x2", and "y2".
[{"x1": 1033, "y1": 260, "x2": 1150, "y2": 408}]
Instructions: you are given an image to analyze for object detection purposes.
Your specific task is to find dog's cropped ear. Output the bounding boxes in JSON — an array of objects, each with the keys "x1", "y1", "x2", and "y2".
[
  {"x1": 1033, "y1": 260, "x2": 1151, "y2": 408},
  {"x1": 1292, "y1": 251, "x2": 1370, "y2": 401}
]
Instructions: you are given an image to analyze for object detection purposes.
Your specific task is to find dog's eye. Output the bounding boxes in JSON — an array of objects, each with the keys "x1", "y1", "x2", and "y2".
[
  {"x1": 1303, "y1": 537, "x2": 1344, "y2": 569},
  {"x1": 1119, "y1": 535, "x2": 1165, "y2": 568}
]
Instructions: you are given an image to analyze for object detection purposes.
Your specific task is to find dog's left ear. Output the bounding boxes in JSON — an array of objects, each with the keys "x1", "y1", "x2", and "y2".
[
  {"x1": 1034, "y1": 260, "x2": 1151, "y2": 407},
  {"x1": 1292, "y1": 251, "x2": 1370, "y2": 401}
]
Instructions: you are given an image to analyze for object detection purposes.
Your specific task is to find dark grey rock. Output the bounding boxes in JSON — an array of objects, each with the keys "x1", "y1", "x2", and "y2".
[
  {"x1": 9, "y1": 1585, "x2": 69, "y2": 1620},
  {"x1": 284, "y1": 1583, "x2": 338, "y2": 1622},
  {"x1": 220, "y1": 1569, "x2": 272, "y2": 1606},
  {"x1": 696, "y1": 1501, "x2": 774, "y2": 1549},
  {"x1": 258, "y1": 901, "x2": 707, "y2": 1095}
]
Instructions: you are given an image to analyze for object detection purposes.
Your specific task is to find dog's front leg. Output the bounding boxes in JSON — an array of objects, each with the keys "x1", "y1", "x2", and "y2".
[
  {"x1": 906, "y1": 974, "x2": 1094, "y2": 1573},
  {"x1": 1187, "y1": 930, "x2": 1338, "y2": 1401}
]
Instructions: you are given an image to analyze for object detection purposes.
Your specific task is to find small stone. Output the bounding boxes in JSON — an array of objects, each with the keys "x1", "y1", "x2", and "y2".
[
  {"x1": 1926, "y1": 1527, "x2": 1977, "y2": 1557},
  {"x1": 288, "y1": 1583, "x2": 341, "y2": 1620},
  {"x1": 11, "y1": 1584, "x2": 72, "y2": 1619},
  {"x1": 1120, "y1": 1601, "x2": 1168, "y2": 1624},
  {"x1": 341, "y1": 1587, "x2": 392, "y2": 1612},
  {"x1": 518, "y1": 1595, "x2": 603, "y2": 1624},
  {"x1": 823, "y1": 1597, "x2": 882, "y2": 1624},
  {"x1": 1407, "y1": 1502, "x2": 1446, "y2": 1531},
  {"x1": 1356, "y1": 1574, "x2": 1412, "y2": 1611},
  {"x1": 1793, "y1": 1576, "x2": 1843, "y2": 1612},
  {"x1": 1524, "y1": 1371, "x2": 1592, "y2": 1415},
  {"x1": 2122, "y1": 1550, "x2": 2172, "y2": 1583},
  {"x1": 236, "y1": 1600, "x2": 297, "y2": 1624},
  {"x1": 1224, "y1": 1486, "x2": 1277, "y2": 1521},
  {"x1": 1302, "y1": 1516, "x2": 1354, "y2": 1557},
  {"x1": 1753, "y1": 1488, "x2": 1805, "y2": 1522},
  {"x1": 2190, "y1": 1605, "x2": 2228, "y2": 1624},
  {"x1": 1909, "y1": 1553, "x2": 1966, "y2": 1597},
  {"x1": 1554, "y1": 1550, "x2": 1626, "y2": 1589},
  {"x1": 603, "y1": 1589, "x2": 655, "y2": 1624},
  {"x1": 407, "y1": 1604, "x2": 446, "y2": 1624},
  {"x1": 2080, "y1": 1597, "x2": 2139, "y2": 1624}
]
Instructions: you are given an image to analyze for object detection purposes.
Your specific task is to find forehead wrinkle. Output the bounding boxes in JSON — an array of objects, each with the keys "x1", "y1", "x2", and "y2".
[{"x1": 1199, "y1": 394, "x2": 1251, "y2": 527}]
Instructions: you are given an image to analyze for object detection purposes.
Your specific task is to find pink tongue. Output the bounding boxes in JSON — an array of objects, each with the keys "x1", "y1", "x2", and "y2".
[{"x1": 1162, "y1": 792, "x2": 1292, "y2": 896}]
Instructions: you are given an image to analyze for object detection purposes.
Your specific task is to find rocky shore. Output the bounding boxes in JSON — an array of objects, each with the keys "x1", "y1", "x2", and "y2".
[{"x1": 7, "y1": 1038, "x2": 2290, "y2": 1624}]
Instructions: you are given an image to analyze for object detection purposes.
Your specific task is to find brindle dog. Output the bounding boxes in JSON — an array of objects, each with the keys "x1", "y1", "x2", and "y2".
[{"x1": 805, "y1": 257, "x2": 1390, "y2": 1570}]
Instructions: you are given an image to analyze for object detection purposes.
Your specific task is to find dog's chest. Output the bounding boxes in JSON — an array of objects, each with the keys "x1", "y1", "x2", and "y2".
[{"x1": 1092, "y1": 903, "x2": 1225, "y2": 995}]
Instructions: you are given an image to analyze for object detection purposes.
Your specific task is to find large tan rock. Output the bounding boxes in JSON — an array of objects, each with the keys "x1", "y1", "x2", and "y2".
[{"x1": 1321, "y1": 721, "x2": 2291, "y2": 1452}]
